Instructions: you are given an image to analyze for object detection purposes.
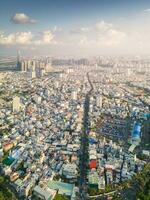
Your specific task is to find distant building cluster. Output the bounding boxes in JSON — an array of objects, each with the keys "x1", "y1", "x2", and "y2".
[{"x1": 20, "y1": 59, "x2": 53, "y2": 79}]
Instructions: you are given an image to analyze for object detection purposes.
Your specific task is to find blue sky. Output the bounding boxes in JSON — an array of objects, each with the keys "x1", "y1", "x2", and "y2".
[
  {"x1": 0, "y1": 0, "x2": 150, "y2": 56},
  {"x1": 0, "y1": 0, "x2": 148, "y2": 29}
]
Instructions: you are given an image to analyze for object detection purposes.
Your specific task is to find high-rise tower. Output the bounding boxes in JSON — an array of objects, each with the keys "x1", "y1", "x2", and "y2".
[{"x1": 17, "y1": 50, "x2": 21, "y2": 70}]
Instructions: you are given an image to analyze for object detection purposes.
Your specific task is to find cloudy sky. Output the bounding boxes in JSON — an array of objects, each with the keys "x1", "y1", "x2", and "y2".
[{"x1": 0, "y1": 0, "x2": 150, "y2": 56}]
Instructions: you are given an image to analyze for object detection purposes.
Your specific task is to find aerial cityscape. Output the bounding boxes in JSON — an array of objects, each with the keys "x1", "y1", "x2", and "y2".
[{"x1": 0, "y1": 0, "x2": 150, "y2": 200}]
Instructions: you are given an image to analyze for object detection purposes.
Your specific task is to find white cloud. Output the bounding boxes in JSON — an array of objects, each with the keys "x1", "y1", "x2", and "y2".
[
  {"x1": 105, "y1": 29, "x2": 126, "y2": 45},
  {"x1": 52, "y1": 26, "x2": 62, "y2": 32},
  {"x1": 79, "y1": 35, "x2": 123, "y2": 47},
  {"x1": 34, "y1": 30, "x2": 55, "y2": 45},
  {"x1": 78, "y1": 20, "x2": 126, "y2": 47},
  {"x1": 95, "y1": 20, "x2": 113, "y2": 32},
  {"x1": 79, "y1": 36, "x2": 89, "y2": 45},
  {"x1": 71, "y1": 21, "x2": 114, "y2": 34},
  {"x1": 71, "y1": 27, "x2": 91, "y2": 34},
  {"x1": 15, "y1": 32, "x2": 33, "y2": 44},
  {"x1": 0, "y1": 20, "x2": 126, "y2": 48},
  {"x1": 0, "y1": 30, "x2": 56, "y2": 46},
  {"x1": 11, "y1": 13, "x2": 36, "y2": 24},
  {"x1": 1, "y1": 19, "x2": 149, "y2": 55},
  {"x1": 144, "y1": 8, "x2": 150, "y2": 12},
  {"x1": 70, "y1": 20, "x2": 126, "y2": 47},
  {"x1": 42, "y1": 31, "x2": 54, "y2": 43},
  {"x1": 0, "y1": 31, "x2": 33, "y2": 45}
]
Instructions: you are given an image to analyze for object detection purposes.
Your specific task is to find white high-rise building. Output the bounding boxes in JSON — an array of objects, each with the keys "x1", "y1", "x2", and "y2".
[
  {"x1": 90, "y1": 104, "x2": 93, "y2": 113},
  {"x1": 34, "y1": 95, "x2": 42, "y2": 104},
  {"x1": 72, "y1": 90, "x2": 77, "y2": 100},
  {"x1": 39, "y1": 68, "x2": 45, "y2": 77},
  {"x1": 32, "y1": 61, "x2": 36, "y2": 71},
  {"x1": 13, "y1": 96, "x2": 21, "y2": 112},
  {"x1": 24, "y1": 60, "x2": 28, "y2": 71},
  {"x1": 17, "y1": 50, "x2": 21, "y2": 70},
  {"x1": 96, "y1": 95, "x2": 102, "y2": 107},
  {"x1": 28, "y1": 71, "x2": 36, "y2": 79},
  {"x1": 21, "y1": 61, "x2": 25, "y2": 71},
  {"x1": 31, "y1": 71, "x2": 36, "y2": 79}
]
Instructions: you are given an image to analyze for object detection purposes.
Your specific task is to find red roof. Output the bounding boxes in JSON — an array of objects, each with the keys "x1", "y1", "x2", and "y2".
[{"x1": 89, "y1": 160, "x2": 97, "y2": 169}]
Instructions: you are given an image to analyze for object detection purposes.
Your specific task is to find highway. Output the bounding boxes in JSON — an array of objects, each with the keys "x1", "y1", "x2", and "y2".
[{"x1": 79, "y1": 72, "x2": 93, "y2": 200}]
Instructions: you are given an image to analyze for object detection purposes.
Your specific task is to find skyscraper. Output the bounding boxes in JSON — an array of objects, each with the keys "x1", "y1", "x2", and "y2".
[{"x1": 17, "y1": 50, "x2": 21, "y2": 71}]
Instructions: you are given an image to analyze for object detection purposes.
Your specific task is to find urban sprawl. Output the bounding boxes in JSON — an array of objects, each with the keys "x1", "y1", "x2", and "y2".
[{"x1": 0, "y1": 55, "x2": 150, "y2": 200}]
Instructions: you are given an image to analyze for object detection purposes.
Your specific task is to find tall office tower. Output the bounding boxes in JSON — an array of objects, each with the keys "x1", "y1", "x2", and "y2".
[
  {"x1": 13, "y1": 96, "x2": 21, "y2": 112},
  {"x1": 21, "y1": 61, "x2": 28, "y2": 72},
  {"x1": 28, "y1": 60, "x2": 31, "y2": 70},
  {"x1": 21, "y1": 61, "x2": 25, "y2": 71},
  {"x1": 40, "y1": 62, "x2": 44, "y2": 68},
  {"x1": 96, "y1": 95, "x2": 102, "y2": 107},
  {"x1": 39, "y1": 68, "x2": 45, "y2": 77},
  {"x1": 24, "y1": 60, "x2": 28, "y2": 71},
  {"x1": 17, "y1": 50, "x2": 21, "y2": 70},
  {"x1": 32, "y1": 61, "x2": 36, "y2": 71},
  {"x1": 31, "y1": 71, "x2": 36, "y2": 79}
]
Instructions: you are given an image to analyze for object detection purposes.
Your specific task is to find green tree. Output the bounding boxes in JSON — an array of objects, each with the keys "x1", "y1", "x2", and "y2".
[
  {"x1": 0, "y1": 176, "x2": 4, "y2": 184},
  {"x1": 54, "y1": 194, "x2": 69, "y2": 200},
  {"x1": 0, "y1": 192, "x2": 5, "y2": 200}
]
